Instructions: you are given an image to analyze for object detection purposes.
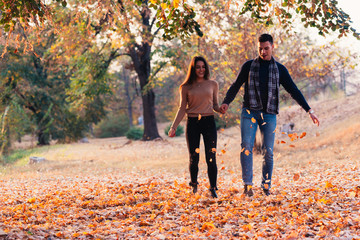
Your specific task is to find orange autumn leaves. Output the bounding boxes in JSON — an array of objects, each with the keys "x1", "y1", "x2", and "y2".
[
  {"x1": 194, "y1": 147, "x2": 226, "y2": 155},
  {"x1": 0, "y1": 166, "x2": 359, "y2": 239},
  {"x1": 241, "y1": 147, "x2": 250, "y2": 156},
  {"x1": 277, "y1": 131, "x2": 307, "y2": 148}
]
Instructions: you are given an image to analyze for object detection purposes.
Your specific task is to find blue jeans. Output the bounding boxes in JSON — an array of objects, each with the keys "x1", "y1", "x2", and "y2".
[{"x1": 240, "y1": 108, "x2": 277, "y2": 189}]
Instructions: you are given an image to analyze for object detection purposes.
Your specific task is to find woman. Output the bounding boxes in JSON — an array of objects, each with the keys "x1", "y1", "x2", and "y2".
[{"x1": 168, "y1": 56, "x2": 222, "y2": 198}]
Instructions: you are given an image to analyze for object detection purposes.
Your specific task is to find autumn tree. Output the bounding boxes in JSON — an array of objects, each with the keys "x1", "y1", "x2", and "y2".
[
  {"x1": 2, "y1": 0, "x2": 359, "y2": 142},
  {"x1": 0, "y1": 24, "x2": 95, "y2": 145},
  {"x1": 153, "y1": 0, "x2": 356, "y2": 125},
  {"x1": 1, "y1": 0, "x2": 359, "y2": 40},
  {"x1": 0, "y1": 34, "x2": 60, "y2": 145},
  {"x1": 47, "y1": 0, "x2": 202, "y2": 140}
]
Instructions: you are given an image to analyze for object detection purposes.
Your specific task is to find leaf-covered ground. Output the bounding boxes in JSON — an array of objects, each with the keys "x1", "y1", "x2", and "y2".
[
  {"x1": 1, "y1": 94, "x2": 360, "y2": 239},
  {"x1": 0, "y1": 162, "x2": 359, "y2": 239}
]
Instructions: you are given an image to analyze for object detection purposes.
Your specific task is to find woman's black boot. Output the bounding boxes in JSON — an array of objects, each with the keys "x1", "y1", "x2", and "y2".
[
  {"x1": 209, "y1": 187, "x2": 218, "y2": 198},
  {"x1": 189, "y1": 182, "x2": 198, "y2": 194}
]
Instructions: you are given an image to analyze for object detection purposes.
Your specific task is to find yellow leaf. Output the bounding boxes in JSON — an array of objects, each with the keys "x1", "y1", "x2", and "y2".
[
  {"x1": 325, "y1": 182, "x2": 333, "y2": 189},
  {"x1": 251, "y1": 117, "x2": 256, "y2": 123},
  {"x1": 161, "y1": 2, "x2": 168, "y2": 9},
  {"x1": 27, "y1": 198, "x2": 36, "y2": 203},
  {"x1": 195, "y1": 148, "x2": 200, "y2": 153},
  {"x1": 244, "y1": 150, "x2": 250, "y2": 156},
  {"x1": 173, "y1": 0, "x2": 180, "y2": 8},
  {"x1": 198, "y1": 114, "x2": 201, "y2": 120},
  {"x1": 201, "y1": 222, "x2": 216, "y2": 231}
]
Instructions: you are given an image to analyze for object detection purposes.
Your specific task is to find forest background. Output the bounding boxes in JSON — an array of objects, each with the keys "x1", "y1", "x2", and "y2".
[{"x1": 0, "y1": 0, "x2": 359, "y2": 150}]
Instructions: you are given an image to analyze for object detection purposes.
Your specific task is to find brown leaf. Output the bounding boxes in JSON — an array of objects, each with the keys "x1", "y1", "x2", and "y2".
[{"x1": 293, "y1": 173, "x2": 300, "y2": 181}]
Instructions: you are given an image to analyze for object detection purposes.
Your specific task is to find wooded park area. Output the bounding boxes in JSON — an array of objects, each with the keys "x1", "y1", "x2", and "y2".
[{"x1": 0, "y1": 0, "x2": 359, "y2": 156}]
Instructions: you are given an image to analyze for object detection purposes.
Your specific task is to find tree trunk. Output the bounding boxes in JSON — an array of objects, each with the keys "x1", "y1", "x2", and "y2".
[
  {"x1": 136, "y1": 66, "x2": 161, "y2": 140},
  {"x1": 128, "y1": 102, "x2": 133, "y2": 128},
  {"x1": 37, "y1": 130, "x2": 50, "y2": 146},
  {"x1": 123, "y1": 71, "x2": 134, "y2": 128},
  {"x1": 0, "y1": 106, "x2": 11, "y2": 157},
  {"x1": 141, "y1": 88, "x2": 160, "y2": 140},
  {"x1": 127, "y1": 4, "x2": 161, "y2": 140}
]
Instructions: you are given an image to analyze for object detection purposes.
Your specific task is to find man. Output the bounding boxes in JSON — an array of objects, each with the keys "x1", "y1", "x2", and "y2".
[{"x1": 220, "y1": 33, "x2": 319, "y2": 196}]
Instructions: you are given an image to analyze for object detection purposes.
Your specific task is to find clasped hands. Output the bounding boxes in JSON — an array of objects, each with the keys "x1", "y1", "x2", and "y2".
[{"x1": 219, "y1": 104, "x2": 228, "y2": 114}]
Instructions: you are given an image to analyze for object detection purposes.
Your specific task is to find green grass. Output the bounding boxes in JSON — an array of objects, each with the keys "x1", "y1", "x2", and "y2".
[{"x1": 1, "y1": 145, "x2": 64, "y2": 167}]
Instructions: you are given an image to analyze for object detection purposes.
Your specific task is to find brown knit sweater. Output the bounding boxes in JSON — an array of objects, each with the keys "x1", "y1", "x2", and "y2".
[{"x1": 171, "y1": 79, "x2": 221, "y2": 129}]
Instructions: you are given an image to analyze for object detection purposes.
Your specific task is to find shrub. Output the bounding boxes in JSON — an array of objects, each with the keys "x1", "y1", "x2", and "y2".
[
  {"x1": 126, "y1": 127, "x2": 144, "y2": 140},
  {"x1": 94, "y1": 114, "x2": 129, "y2": 138},
  {"x1": 215, "y1": 115, "x2": 237, "y2": 130},
  {"x1": 164, "y1": 124, "x2": 184, "y2": 136}
]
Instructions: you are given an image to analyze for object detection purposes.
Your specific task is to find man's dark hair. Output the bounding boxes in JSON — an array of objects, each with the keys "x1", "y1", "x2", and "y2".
[{"x1": 258, "y1": 34, "x2": 273, "y2": 45}]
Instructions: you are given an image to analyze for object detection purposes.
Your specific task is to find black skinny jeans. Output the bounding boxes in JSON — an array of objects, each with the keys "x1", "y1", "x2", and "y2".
[{"x1": 186, "y1": 115, "x2": 218, "y2": 189}]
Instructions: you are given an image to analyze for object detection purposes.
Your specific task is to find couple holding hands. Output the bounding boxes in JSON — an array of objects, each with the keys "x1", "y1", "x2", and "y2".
[{"x1": 168, "y1": 34, "x2": 320, "y2": 198}]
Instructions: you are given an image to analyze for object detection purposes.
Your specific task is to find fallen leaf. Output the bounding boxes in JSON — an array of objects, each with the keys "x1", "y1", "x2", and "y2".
[
  {"x1": 325, "y1": 182, "x2": 333, "y2": 189},
  {"x1": 201, "y1": 222, "x2": 216, "y2": 231},
  {"x1": 293, "y1": 173, "x2": 300, "y2": 181}
]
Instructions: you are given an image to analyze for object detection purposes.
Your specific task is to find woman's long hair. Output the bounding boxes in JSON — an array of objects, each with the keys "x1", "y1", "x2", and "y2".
[{"x1": 180, "y1": 56, "x2": 210, "y2": 90}]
